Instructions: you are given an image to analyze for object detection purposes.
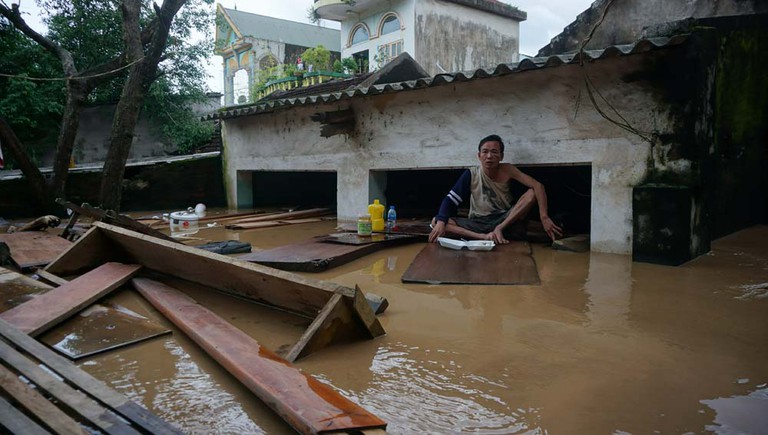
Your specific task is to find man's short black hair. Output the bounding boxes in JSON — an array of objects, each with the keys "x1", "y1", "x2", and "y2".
[{"x1": 478, "y1": 134, "x2": 505, "y2": 153}]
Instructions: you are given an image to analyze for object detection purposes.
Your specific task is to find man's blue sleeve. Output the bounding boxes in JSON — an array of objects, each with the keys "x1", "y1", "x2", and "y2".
[{"x1": 436, "y1": 169, "x2": 471, "y2": 223}]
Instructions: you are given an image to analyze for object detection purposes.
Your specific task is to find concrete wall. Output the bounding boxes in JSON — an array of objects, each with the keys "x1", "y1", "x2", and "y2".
[
  {"x1": 63, "y1": 94, "x2": 221, "y2": 166},
  {"x1": 221, "y1": 52, "x2": 680, "y2": 254},
  {"x1": 538, "y1": 0, "x2": 767, "y2": 56},
  {"x1": 415, "y1": 0, "x2": 520, "y2": 73}
]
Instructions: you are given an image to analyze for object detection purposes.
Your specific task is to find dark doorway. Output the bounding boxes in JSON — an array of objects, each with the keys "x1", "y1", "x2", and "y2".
[
  {"x1": 252, "y1": 171, "x2": 336, "y2": 210},
  {"x1": 382, "y1": 165, "x2": 591, "y2": 234}
]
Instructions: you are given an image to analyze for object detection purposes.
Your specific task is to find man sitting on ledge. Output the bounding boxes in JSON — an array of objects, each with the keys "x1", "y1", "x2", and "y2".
[{"x1": 428, "y1": 134, "x2": 563, "y2": 244}]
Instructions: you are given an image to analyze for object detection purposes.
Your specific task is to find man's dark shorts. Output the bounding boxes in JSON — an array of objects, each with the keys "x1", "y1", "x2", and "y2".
[{"x1": 452, "y1": 210, "x2": 526, "y2": 239}]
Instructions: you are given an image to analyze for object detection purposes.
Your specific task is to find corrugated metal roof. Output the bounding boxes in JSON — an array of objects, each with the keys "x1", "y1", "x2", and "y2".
[
  {"x1": 223, "y1": 7, "x2": 340, "y2": 51},
  {"x1": 207, "y1": 35, "x2": 688, "y2": 121}
]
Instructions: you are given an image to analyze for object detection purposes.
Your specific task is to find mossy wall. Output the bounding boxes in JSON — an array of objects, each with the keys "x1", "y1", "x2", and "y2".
[
  {"x1": 633, "y1": 15, "x2": 767, "y2": 264},
  {"x1": 710, "y1": 26, "x2": 768, "y2": 237}
]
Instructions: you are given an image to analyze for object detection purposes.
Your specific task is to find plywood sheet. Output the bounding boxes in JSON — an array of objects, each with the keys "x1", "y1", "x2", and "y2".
[
  {"x1": 239, "y1": 234, "x2": 420, "y2": 272},
  {"x1": 0, "y1": 231, "x2": 72, "y2": 270},
  {"x1": 39, "y1": 303, "x2": 170, "y2": 360},
  {"x1": 0, "y1": 267, "x2": 169, "y2": 359},
  {"x1": 401, "y1": 242, "x2": 540, "y2": 285}
]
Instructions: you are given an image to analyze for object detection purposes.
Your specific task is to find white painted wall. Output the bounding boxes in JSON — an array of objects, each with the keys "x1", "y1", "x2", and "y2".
[{"x1": 222, "y1": 55, "x2": 672, "y2": 254}]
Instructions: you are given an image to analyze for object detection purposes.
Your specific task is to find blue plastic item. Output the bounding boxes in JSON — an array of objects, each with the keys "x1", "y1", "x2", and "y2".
[{"x1": 386, "y1": 205, "x2": 397, "y2": 232}]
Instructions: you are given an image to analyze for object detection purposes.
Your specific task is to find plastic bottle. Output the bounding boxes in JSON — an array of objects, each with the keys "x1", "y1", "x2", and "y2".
[
  {"x1": 357, "y1": 214, "x2": 372, "y2": 236},
  {"x1": 386, "y1": 205, "x2": 397, "y2": 232},
  {"x1": 368, "y1": 199, "x2": 385, "y2": 232}
]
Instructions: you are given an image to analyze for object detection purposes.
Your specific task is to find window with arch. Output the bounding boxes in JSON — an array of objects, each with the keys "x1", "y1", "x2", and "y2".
[
  {"x1": 350, "y1": 24, "x2": 369, "y2": 46},
  {"x1": 233, "y1": 69, "x2": 250, "y2": 105},
  {"x1": 380, "y1": 14, "x2": 400, "y2": 35}
]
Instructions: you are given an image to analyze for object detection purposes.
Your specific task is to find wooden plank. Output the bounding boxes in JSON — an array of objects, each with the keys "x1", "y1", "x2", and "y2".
[
  {"x1": 225, "y1": 220, "x2": 286, "y2": 230},
  {"x1": 56, "y1": 200, "x2": 178, "y2": 244},
  {"x1": 44, "y1": 226, "x2": 120, "y2": 277},
  {"x1": 131, "y1": 278, "x2": 387, "y2": 435},
  {"x1": 0, "y1": 395, "x2": 52, "y2": 435},
  {"x1": 401, "y1": 242, "x2": 540, "y2": 285},
  {"x1": 32, "y1": 268, "x2": 69, "y2": 286},
  {"x1": 0, "y1": 339, "x2": 138, "y2": 434},
  {"x1": 0, "y1": 364, "x2": 88, "y2": 435},
  {"x1": 0, "y1": 318, "x2": 183, "y2": 435},
  {"x1": 1, "y1": 263, "x2": 141, "y2": 336},
  {"x1": 239, "y1": 234, "x2": 419, "y2": 272},
  {"x1": 285, "y1": 294, "x2": 347, "y2": 362},
  {"x1": 0, "y1": 232, "x2": 72, "y2": 270},
  {"x1": 1, "y1": 267, "x2": 170, "y2": 360},
  {"x1": 228, "y1": 208, "x2": 331, "y2": 224},
  {"x1": 44, "y1": 222, "x2": 386, "y2": 353},
  {"x1": 48, "y1": 223, "x2": 358, "y2": 316}
]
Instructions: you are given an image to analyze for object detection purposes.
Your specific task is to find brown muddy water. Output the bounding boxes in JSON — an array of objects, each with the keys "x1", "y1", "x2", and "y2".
[{"x1": 59, "y1": 219, "x2": 768, "y2": 433}]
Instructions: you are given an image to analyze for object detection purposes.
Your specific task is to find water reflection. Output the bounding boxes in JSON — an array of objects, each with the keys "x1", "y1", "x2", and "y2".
[
  {"x1": 702, "y1": 385, "x2": 768, "y2": 434},
  {"x1": 583, "y1": 253, "x2": 632, "y2": 331}
]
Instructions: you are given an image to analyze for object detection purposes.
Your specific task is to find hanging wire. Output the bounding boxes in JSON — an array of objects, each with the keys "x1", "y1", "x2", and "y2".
[
  {"x1": 577, "y1": 0, "x2": 658, "y2": 145},
  {"x1": 0, "y1": 56, "x2": 145, "y2": 82}
]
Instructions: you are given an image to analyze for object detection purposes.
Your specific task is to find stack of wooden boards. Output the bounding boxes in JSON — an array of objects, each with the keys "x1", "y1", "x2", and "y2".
[{"x1": 0, "y1": 222, "x2": 389, "y2": 434}]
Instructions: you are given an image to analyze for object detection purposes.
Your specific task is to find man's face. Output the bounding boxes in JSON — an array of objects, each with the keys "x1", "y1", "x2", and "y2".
[{"x1": 478, "y1": 140, "x2": 503, "y2": 169}]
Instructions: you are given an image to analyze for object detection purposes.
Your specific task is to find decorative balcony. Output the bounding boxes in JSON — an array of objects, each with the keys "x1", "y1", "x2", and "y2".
[
  {"x1": 313, "y1": 0, "x2": 381, "y2": 22},
  {"x1": 254, "y1": 71, "x2": 352, "y2": 101}
]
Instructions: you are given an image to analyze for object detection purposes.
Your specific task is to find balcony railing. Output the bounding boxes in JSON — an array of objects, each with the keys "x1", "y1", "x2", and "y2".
[{"x1": 254, "y1": 71, "x2": 351, "y2": 101}]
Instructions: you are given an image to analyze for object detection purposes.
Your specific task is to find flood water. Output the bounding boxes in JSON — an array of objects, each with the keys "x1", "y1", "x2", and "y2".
[{"x1": 73, "y1": 219, "x2": 768, "y2": 434}]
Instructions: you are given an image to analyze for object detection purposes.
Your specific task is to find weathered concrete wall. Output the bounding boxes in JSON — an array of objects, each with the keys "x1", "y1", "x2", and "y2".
[
  {"x1": 221, "y1": 51, "x2": 687, "y2": 254},
  {"x1": 538, "y1": 0, "x2": 767, "y2": 56},
  {"x1": 55, "y1": 95, "x2": 220, "y2": 166},
  {"x1": 415, "y1": 0, "x2": 520, "y2": 73}
]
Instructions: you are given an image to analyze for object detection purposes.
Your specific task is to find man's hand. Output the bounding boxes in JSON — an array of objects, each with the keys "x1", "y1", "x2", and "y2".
[
  {"x1": 541, "y1": 216, "x2": 563, "y2": 241},
  {"x1": 486, "y1": 226, "x2": 509, "y2": 244},
  {"x1": 429, "y1": 220, "x2": 446, "y2": 242}
]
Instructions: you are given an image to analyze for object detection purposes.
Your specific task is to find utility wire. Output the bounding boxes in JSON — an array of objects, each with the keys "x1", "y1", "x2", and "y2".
[
  {"x1": 577, "y1": 0, "x2": 657, "y2": 145},
  {"x1": 0, "y1": 56, "x2": 145, "y2": 82}
]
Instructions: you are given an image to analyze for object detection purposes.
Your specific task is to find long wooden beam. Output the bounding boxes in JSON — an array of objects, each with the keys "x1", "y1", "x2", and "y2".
[{"x1": 131, "y1": 277, "x2": 386, "y2": 435}]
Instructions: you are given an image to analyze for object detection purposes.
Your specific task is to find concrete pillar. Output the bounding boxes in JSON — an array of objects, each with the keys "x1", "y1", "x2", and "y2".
[
  {"x1": 235, "y1": 170, "x2": 253, "y2": 209},
  {"x1": 337, "y1": 161, "x2": 370, "y2": 223}
]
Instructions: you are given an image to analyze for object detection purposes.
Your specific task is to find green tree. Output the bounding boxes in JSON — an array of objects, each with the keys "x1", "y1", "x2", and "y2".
[
  {"x1": 0, "y1": 0, "x2": 214, "y2": 212},
  {"x1": 300, "y1": 45, "x2": 331, "y2": 71}
]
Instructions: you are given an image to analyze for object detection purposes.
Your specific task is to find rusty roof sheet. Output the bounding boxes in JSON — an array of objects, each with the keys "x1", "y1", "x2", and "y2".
[{"x1": 207, "y1": 35, "x2": 688, "y2": 121}]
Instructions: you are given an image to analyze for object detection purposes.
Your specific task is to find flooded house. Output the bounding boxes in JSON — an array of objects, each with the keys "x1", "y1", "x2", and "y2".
[{"x1": 212, "y1": 6, "x2": 767, "y2": 266}]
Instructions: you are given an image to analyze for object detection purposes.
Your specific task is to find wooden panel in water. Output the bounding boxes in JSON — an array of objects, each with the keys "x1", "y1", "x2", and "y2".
[
  {"x1": 0, "y1": 262, "x2": 141, "y2": 336},
  {"x1": 0, "y1": 318, "x2": 182, "y2": 434},
  {"x1": 132, "y1": 277, "x2": 387, "y2": 435},
  {"x1": 239, "y1": 234, "x2": 420, "y2": 272},
  {"x1": 401, "y1": 242, "x2": 540, "y2": 285},
  {"x1": 0, "y1": 231, "x2": 72, "y2": 270}
]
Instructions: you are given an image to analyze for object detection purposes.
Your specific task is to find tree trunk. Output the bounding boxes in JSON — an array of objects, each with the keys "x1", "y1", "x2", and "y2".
[
  {"x1": 99, "y1": 0, "x2": 187, "y2": 211},
  {"x1": 50, "y1": 80, "x2": 90, "y2": 200},
  {"x1": 0, "y1": 117, "x2": 54, "y2": 212}
]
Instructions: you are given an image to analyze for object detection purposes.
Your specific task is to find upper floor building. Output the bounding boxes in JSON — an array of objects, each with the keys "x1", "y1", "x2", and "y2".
[
  {"x1": 313, "y1": 0, "x2": 526, "y2": 75},
  {"x1": 215, "y1": 4, "x2": 341, "y2": 105}
]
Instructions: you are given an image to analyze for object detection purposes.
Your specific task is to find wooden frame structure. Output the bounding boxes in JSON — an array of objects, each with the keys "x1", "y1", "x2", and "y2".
[{"x1": 45, "y1": 222, "x2": 385, "y2": 361}]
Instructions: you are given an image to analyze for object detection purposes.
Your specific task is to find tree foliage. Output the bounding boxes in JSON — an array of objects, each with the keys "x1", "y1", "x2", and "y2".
[
  {"x1": 300, "y1": 44, "x2": 331, "y2": 71},
  {"x1": 0, "y1": 0, "x2": 214, "y2": 211}
]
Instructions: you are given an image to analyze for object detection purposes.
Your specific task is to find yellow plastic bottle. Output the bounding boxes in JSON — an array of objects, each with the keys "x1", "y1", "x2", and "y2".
[{"x1": 368, "y1": 199, "x2": 385, "y2": 232}]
